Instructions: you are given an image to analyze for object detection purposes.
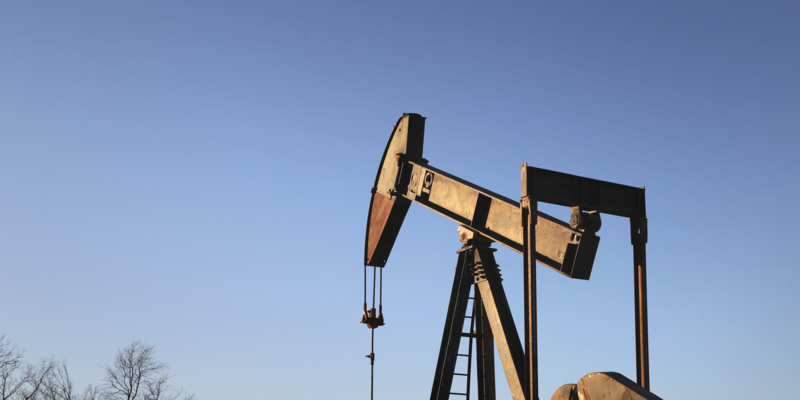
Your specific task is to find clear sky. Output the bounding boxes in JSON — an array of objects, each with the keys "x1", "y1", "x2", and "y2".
[{"x1": 1, "y1": 1, "x2": 798, "y2": 399}]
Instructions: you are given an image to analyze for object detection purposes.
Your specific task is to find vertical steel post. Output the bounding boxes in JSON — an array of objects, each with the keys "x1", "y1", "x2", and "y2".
[
  {"x1": 521, "y1": 164, "x2": 538, "y2": 400},
  {"x1": 474, "y1": 287, "x2": 496, "y2": 400},
  {"x1": 521, "y1": 196, "x2": 538, "y2": 400},
  {"x1": 631, "y1": 217, "x2": 649, "y2": 390}
]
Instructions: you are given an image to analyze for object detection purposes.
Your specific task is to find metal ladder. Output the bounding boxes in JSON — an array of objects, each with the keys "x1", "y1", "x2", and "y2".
[
  {"x1": 450, "y1": 289, "x2": 478, "y2": 399},
  {"x1": 432, "y1": 246, "x2": 495, "y2": 400}
]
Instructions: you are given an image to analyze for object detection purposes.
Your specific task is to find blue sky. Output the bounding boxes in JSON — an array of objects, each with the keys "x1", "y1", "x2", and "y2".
[{"x1": 1, "y1": 1, "x2": 798, "y2": 399}]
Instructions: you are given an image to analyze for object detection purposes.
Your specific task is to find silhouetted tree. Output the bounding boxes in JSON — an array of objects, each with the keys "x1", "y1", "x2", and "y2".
[
  {"x1": 102, "y1": 341, "x2": 193, "y2": 400},
  {"x1": 42, "y1": 363, "x2": 75, "y2": 400},
  {"x1": 77, "y1": 385, "x2": 101, "y2": 400},
  {"x1": 0, "y1": 335, "x2": 26, "y2": 400},
  {"x1": 17, "y1": 358, "x2": 56, "y2": 400},
  {"x1": 0, "y1": 337, "x2": 193, "y2": 400}
]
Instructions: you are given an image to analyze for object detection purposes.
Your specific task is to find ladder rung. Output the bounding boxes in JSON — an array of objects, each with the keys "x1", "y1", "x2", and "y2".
[
  {"x1": 464, "y1": 316, "x2": 473, "y2": 318},
  {"x1": 450, "y1": 393, "x2": 468, "y2": 396},
  {"x1": 453, "y1": 373, "x2": 468, "y2": 376},
  {"x1": 460, "y1": 333, "x2": 475, "y2": 338},
  {"x1": 457, "y1": 354, "x2": 469, "y2": 356}
]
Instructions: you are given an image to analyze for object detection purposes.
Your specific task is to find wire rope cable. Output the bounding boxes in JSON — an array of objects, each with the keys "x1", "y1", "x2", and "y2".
[
  {"x1": 363, "y1": 264, "x2": 368, "y2": 312},
  {"x1": 363, "y1": 264, "x2": 384, "y2": 399},
  {"x1": 371, "y1": 266, "x2": 377, "y2": 309}
]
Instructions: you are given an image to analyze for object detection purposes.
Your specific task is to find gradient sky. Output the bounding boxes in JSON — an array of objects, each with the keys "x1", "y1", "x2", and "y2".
[{"x1": 1, "y1": 2, "x2": 798, "y2": 399}]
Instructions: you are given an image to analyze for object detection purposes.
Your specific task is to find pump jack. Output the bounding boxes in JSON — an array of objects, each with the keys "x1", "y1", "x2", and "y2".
[{"x1": 364, "y1": 114, "x2": 662, "y2": 400}]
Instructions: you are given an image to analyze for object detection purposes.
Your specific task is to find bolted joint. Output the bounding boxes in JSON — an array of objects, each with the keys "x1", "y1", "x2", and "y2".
[
  {"x1": 570, "y1": 207, "x2": 602, "y2": 233},
  {"x1": 521, "y1": 197, "x2": 538, "y2": 225}
]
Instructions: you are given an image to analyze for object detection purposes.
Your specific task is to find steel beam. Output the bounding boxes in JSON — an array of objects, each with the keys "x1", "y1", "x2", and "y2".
[
  {"x1": 396, "y1": 160, "x2": 598, "y2": 280},
  {"x1": 523, "y1": 166, "x2": 646, "y2": 218}
]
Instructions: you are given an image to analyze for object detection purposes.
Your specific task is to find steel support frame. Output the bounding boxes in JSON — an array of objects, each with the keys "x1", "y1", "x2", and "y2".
[
  {"x1": 432, "y1": 243, "x2": 523, "y2": 400},
  {"x1": 522, "y1": 164, "x2": 650, "y2": 392},
  {"x1": 431, "y1": 250, "x2": 474, "y2": 400},
  {"x1": 432, "y1": 164, "x2": 651, "y2": 400}
]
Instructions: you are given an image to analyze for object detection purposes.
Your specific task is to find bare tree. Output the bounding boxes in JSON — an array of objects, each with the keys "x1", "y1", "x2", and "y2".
[
  {"x1": 42, "y1": 362, "x2": 74, "y2": 400},
  {"x1": 142, "y1": 374, "x2": 194, "y2": 400},
  {"x1": 0, "y1": 335, "x2": 26, "y2": 400},
  {"x1": 0, "y1": 338, "x2": 193, "y2": 400},
  {"x1": 102, "y1": 342, "x2": 192, "y2": 400},
  {"x1": 16, "y1": 357, "x2": 57, "y2": 400},
  {"x1": 77, "y1": 385, "x2": 101, "y2": 400}
]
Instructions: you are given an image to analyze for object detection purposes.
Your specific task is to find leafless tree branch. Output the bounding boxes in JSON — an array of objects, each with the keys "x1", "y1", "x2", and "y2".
[
  {"x1": 17, "y1": 357, "x2": 57, "y2": 400},
  {"x1": 77, "y1": 385, "x2": 101, "y2": 400},
  {"x1": 0, "y1": 338, "x2": 193, "y2": 400},
  {"x1": 102, "y1": 341, "x2": 188, "y2": 400},
  {"x1": 42, "y1": 361, "x2": 74, "y2": 400},
  {"x1": 0, "y1": 335, "x2": 27, "y2": 400}
]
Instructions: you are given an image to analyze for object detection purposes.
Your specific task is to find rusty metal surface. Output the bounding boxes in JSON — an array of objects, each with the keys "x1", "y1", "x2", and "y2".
[
  {"x1": 576, "y1": 372, "x2": 662, "y2": 400},
  {"x1": 550, "y1": 384, "x2": 577, "y2": 400},
  {"x1": 364, "y1": 113, "x2": 425, "y2": 266},
  {"x1": 365, "y1": 193, "x2": 411, "y2": 266}
]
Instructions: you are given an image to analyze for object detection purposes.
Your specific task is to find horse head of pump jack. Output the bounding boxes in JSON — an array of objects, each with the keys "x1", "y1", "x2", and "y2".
[{"x1": 364, "y1": 113, "x2": 426, "y2": 268}]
